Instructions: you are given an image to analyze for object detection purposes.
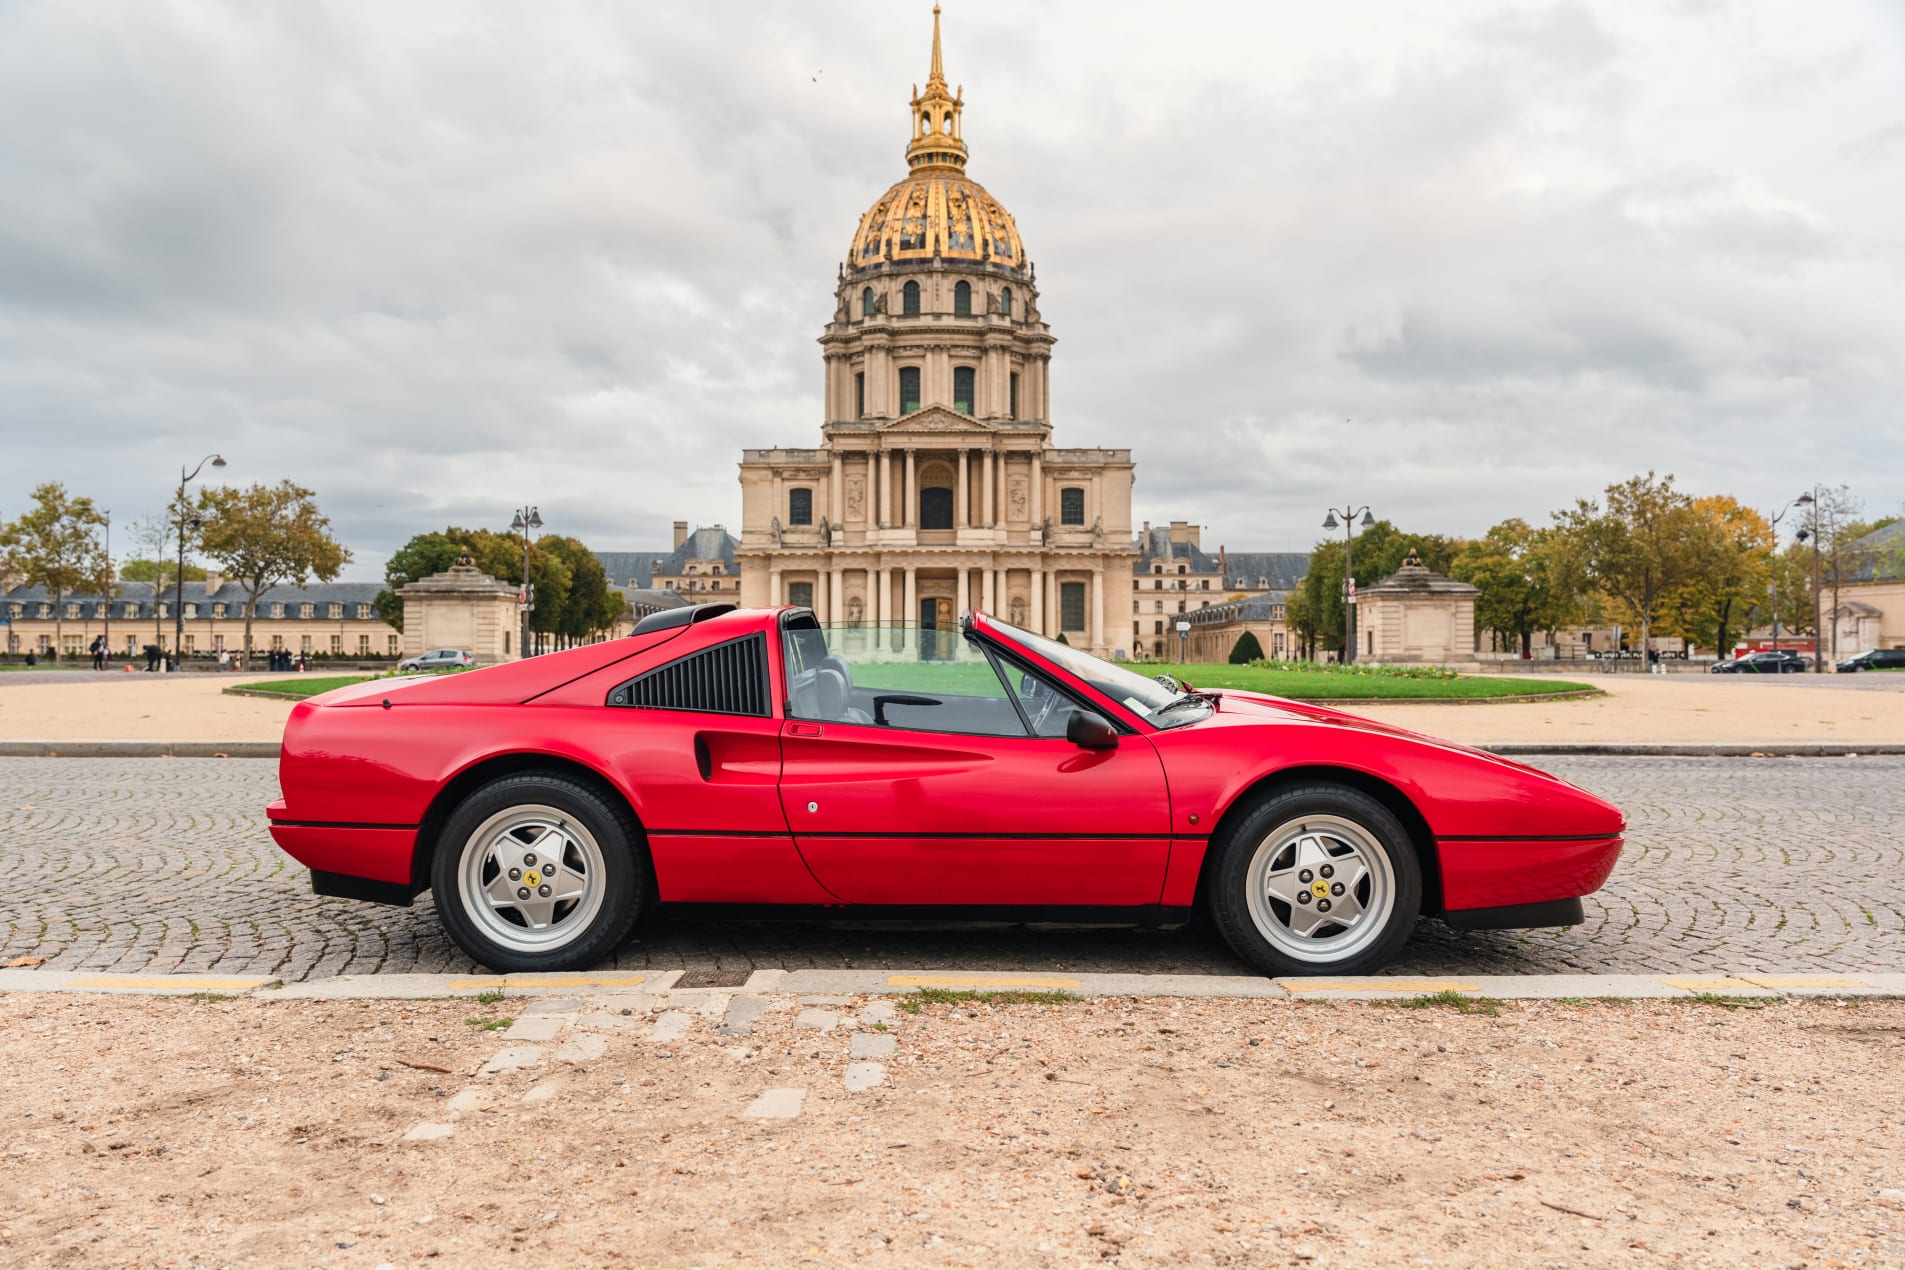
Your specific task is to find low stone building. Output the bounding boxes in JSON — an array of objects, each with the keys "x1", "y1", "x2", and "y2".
[
  {"x1": 1355, "y1": 551, "x2": 1480, "y2": 664},
  {"x1": 1834, "y1": 520, "x2": 1905, "y2": 656},
  {"x1": 396, "y1": 553, "x2": 520, "y2": 664},
  {"x1": 1128, "y1": 520, "x2": 1307, "y2": 661},
  {"x1": 1181, "y1": 591, "x2": 1296, "y2": 664},
  {"x1": 1, "y1": 575, "x2": 395, "y2": 661}
]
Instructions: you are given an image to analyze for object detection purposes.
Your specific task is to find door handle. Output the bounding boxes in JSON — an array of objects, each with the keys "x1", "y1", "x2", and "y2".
[{"x1": 789, "y1": 723, "x2": 824, "y2": 737}]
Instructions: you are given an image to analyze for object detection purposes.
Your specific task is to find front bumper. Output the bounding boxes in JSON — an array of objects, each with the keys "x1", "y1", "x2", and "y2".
[{"x1": 1438, "y1": 835, "x2": 1623, "y2": 915}]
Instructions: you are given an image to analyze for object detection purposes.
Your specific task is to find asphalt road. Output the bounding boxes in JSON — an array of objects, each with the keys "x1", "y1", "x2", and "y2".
[{"x1": 3, "y1": 756, "x2": 1900, "y2": 980}]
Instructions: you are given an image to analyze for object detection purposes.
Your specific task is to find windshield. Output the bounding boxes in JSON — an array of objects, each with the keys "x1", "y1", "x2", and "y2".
[{"x1": 982, "y1": 618, "x2": 1209, "y2": 727}]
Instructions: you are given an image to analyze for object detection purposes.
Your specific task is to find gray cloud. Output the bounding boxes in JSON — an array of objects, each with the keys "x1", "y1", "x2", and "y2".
[{"x1": 2, "y1": 0, "x2": 1902, "y2": 575}]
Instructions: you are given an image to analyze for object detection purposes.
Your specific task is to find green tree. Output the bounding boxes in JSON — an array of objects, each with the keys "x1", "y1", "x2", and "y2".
[
  {"x1": 376, "y1": 526, "x2": 576, "y2": 649},
  {"x1": 1, "y1": 483, "x2": 112, "y2": 659},
  {"x1": 1449, "y1": 518, "x2": 1578, "y2": 657},
  {"x1": 540, "y1": 535, "x2": 622, "y2": 647},
  {"x1": 1227, "y1": 631, "x2": 1264, "y2": 664},
  {"x1": 374, "y1": 532, "x2": 467, "y2": 630},
  {"x1": 1554, "y1": 473, "x2": 1700, "y2": 662},
  {"x1": 196, "y1": 481, "x2": 351, "y2": 657},
  {"x1": 1664, "y1": 495, "x2": 1771, "y2": 657}
]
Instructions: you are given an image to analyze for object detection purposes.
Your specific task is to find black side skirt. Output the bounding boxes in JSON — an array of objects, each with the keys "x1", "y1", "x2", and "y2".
[
  {"x1": 1442, "y1": 897, "x2": 1584, "y2": 931},
  {"x1": 311, "y1": 870, "x2": 421, "y2": 908}
]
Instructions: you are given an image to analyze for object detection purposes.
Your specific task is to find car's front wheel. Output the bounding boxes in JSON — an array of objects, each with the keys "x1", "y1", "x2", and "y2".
[
  {"x1": 1208, "y1": 784, "x2": 1422, "y2": 977},
  {"x1": 431, "y1": 772, "x2": 647, "y2": 973}
]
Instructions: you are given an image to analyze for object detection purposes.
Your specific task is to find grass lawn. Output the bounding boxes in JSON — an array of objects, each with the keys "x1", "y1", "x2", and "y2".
[
  {"x1": 228, "y1": 674, "x2": 374, "y2": 700},
  {"x1": 1142, "y1": 663, "x2": 1594, "y2": 701}
]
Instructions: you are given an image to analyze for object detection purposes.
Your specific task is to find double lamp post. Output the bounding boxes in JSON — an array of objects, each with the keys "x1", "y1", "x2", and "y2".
[{"x1": 1323, "y1": 504, "x2": 1376, "y2": 664}]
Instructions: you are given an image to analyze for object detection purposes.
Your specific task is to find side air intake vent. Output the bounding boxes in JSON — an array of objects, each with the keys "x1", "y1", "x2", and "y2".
[{"x1": 607, "y1": 634, "x2": 769, "y2": 717}]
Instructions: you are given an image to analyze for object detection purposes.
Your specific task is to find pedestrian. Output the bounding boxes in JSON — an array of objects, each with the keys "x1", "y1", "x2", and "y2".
[
  {"x1": 1648, "y1": 647, "x2": 1660, "y2": 675},
  {"x1": 91, "y1": 635, "x2": 105, "y2": 671}
]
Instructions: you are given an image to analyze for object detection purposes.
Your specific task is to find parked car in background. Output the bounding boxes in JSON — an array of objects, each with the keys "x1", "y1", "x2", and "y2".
[
  {"x1": 1711, "y1": 649, "x2": 1809, "y2": 674},
  {"x1": 398, "y1": 648, "x2": 475, "y2": 673},
  {"x1": 1836, "y1": 648, "x2": 1905, "y2": 673},
  {"x1": 269, "y1": 604, "x2": 1626, "y2": 977}
]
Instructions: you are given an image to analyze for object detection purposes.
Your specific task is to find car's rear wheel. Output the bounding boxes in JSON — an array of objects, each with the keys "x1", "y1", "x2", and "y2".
[
  {"x1": 431, "y1": 772, "x2": 646, "y2": 973},
  {"x1": 1208, "y1": 784, "x2": 1421, "y2": 977}
]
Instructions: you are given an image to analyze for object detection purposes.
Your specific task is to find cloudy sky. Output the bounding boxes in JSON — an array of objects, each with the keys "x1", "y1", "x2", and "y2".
[{"x1": 3, "y1": 1, "x2": 1901, "y2": 577}]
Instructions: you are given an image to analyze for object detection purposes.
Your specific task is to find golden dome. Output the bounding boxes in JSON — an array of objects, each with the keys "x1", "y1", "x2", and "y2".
[{"x1": 845, "y1": 7, "x2": 1026, "y2": 273}]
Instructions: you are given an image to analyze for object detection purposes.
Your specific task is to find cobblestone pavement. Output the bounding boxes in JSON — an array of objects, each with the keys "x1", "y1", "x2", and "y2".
[{"x1": 3, "y1": 756, "x2": 1900, "y2": 980}]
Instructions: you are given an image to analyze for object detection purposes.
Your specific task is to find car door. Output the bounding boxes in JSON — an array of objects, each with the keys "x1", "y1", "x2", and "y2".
[{"x1": 776, "y1": 622, "x2": 1171, "y2": 906}]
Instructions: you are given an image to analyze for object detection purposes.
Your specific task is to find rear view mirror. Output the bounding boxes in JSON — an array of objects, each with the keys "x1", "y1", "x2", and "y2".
[{"x1": 1065, "y1": 709, "x2": 1118, "y2": 750}]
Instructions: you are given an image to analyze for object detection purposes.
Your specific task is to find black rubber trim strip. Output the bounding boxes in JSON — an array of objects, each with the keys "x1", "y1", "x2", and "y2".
[
  {"x1": 272, "y1": 819, "x2": 420, "y2": 831},
  {"x1": 658, "y1": 901, "x2": 1198, "y2": 926},
  {"x1": 310, "y1": 870, "x2": 420, "y2": 908},
  {"x1": 1442, "y1": 896, "x2": 1585, "y2": 930}
]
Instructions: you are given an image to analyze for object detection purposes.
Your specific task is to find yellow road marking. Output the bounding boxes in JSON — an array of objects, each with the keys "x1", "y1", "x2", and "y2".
[
  {"x1": 446, "y1": 973, "x2": 648, "y2": 990},
  {"x1": 1282, "y1": 980, "x2": 1482, "y2": 994},
  {"x1": 1744, "y1": 976, "x2": 1867, "y2": 989},
  {"x1": 1663, "y1": 978, "x2": 1766, "y2": 991},
  {"x1": 888, "y1": 974, "x2": 1082, "y2": 990},
  {"x1": 68, "y1": 976, "x2": 266, "y2": 991}
]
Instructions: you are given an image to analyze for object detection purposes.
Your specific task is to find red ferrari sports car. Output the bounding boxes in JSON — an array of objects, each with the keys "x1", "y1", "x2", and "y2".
[{"x1": 268, "y1": 605, "x2": 1624, "y2": 976}]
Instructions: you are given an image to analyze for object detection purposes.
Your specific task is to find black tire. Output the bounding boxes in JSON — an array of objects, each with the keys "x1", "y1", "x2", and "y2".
[
  {"x1": 430, "y1": 771, "x2": 647, "y2": 973},
  {"x1": 1207, "y1": 784, "x2": 1422, "y2": 977}
]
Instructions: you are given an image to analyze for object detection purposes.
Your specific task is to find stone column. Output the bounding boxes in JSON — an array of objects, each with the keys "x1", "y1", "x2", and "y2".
[
  {"x1": 1030, "y1": 568, "x2": 1044, "y2": 637},
  {"x1": 830, "y1": 568, "x2": 844, "y2": 628},
  {"x1": 904, "y1": 566, "x2": 918, "y2": 628},
  {"x1": 981, "y1": 449, "x2": 994, "y2": 527},
  {"x1": 876, "y1": 565, "x2": 891, "y2": 626},
  {"x1": 904, "y1": 449, "x2": 916, "y2": 528},
  {"x1": 830, "y1": 451, "x2": 844, "y2": 526},
  {"x1": 1091, "y1": 567, "x2": 1104, "y2": 652},
  {"x1": 768, "y1": 568, "x2": 782, "y2": 608},
  {"x1": 1030, "y1": 453, "x2": 1043, "y2": 525},
  {"x1": 878, "y1": 450, "x2": 891, "y2": 527},
  {"x1": 956, "y1": 449, "x2": 969, "y2": 527},
  {"x1": 980, "y1": 567, "x2": 994, "y2": 616},
  {"x1": 956, "y1": 565, "x2": 969, "y2": 617}
]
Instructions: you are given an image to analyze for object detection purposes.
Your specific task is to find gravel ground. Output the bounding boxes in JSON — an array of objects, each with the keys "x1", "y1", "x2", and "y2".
[{"x1": 1, "y1": 992, "x2": 1900, "y2": 1267}]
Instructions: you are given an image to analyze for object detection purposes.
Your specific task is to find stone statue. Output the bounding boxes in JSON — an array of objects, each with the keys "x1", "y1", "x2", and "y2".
[
  {"x1": 1091, "y1": 515, "x2": 1104, "y2": 545},
  {"x1": 873, "y1": 290, "x2": 888, "y2": 315},
  {"x1": 1008, "y1": 478, "x2": 1028, "y2": 520},
  {"x1": 1009, "y1": 596, "x2": 1027, "y2": 626},
  {"x1": 1040, "y1": 515, "x2": 1055, "y2": 547},
  {"x1": 819, "y1": 516, "x2": 833, "y2": 547},
  {"x1": 769, "y1": 515, "x2": 782, "y2": 547},
  {"x1": 847, "y1": 478, "x2": 865, "y2": 518}
]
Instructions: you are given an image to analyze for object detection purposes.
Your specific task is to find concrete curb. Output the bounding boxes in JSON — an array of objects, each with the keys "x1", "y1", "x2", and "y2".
[
  {"x1": 0, "y1": 740, "x2": 280, "y2": 758},
  {"x1": 4, "y1": 740, "x2": 1900, "y2": 759},
  {"x1": 2, "y1": 967, "x2": 1899, "y2": 1001}
]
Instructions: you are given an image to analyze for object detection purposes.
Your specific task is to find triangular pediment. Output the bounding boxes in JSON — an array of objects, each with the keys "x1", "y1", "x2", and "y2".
[{"x1": 880, "y1": 405, "x2": 997, "y2": 433}]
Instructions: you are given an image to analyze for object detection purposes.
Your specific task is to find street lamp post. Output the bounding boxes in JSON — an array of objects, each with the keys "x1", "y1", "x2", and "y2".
[
  {"x1": 101, "y1": 510, "x2": 111, "y2": 666},
  {"x1": 1321, "y1": 504, "x2": 1375, "y2": 664},
  {"x1": 509, "y1": 506, "x2": 542, "y2": 659},
  {"x1": 174, "y1": 454, "x2": 226, "y2": 669},
  {"x1": 1794, "y1": 485, "x2": 1825, "y2": 673},
  {"x1": 1174, "y1": 618, "x2": 1190, "y2": 663},
  {"x1": 1766, "y1": 491, "x2": 1813, "y2": 661}
]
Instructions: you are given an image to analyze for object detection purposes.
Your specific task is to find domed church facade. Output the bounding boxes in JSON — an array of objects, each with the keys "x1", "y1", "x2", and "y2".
[{"x1": 737, "y1": 7, "x2": 1136, "y2": 655}]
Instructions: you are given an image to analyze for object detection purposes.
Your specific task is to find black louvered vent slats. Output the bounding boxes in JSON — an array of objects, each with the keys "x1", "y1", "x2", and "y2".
[{"x1": 607, "y1": 634, "x2": 768, "y2": 717}]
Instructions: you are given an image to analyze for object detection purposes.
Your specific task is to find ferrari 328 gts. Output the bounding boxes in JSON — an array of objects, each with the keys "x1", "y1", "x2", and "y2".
[{"x1": 268, "y1": 605, "x2": 1624, "y2": 976}]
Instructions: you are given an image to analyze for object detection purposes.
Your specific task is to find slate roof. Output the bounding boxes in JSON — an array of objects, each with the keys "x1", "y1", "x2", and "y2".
[
  {"x1": 1128, "y1": 528, "x2": 1307, "y2": 592},
  {"x1": 1187, "y1": 591, "x2": 1291, "y2": 626},
  {"x1": 595, "y1": 527, "x2": 739, "y2": 589},
  {"x1": 1221, "y1": 552, "x2": 1310, "y2": 592}
]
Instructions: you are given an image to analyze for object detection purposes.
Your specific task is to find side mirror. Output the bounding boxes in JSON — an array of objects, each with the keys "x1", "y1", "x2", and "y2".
[{"x1": 1065, "y1": 709, "x2": 1119, "y2": 750}]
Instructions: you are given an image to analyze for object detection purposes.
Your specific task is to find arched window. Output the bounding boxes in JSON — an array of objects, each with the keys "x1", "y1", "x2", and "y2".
[
  {"x1": 862, "y1": 287, "x2": 875, "y2": 316},
  {"x1": 902, "y1": 281, "x2": 920, "y2": 315},
  {"x1": 953, "y1": 280, "x2": 971, "y2": 315},
  {"x1": 1009, "y1": 372, "x2": 1020, "y2": 420},
  {"x1": 1000, "y1": 286, "x2": 1013, "y2": 317},
  {"x1": 788, "y1": 488, "x2": 813, "y2": 526},
  {"x1": 953, "y1": 366, "x2": 976, "y2": 414},
  {"x1": 898, "y1": 366, "x2": 921, "y2": 414},
  {"x1": 1060, "y1": 487, "x2": 1086, "y2": 526},
  {"x1": 855, "y1": 372, "x2": 866, "y2": 419},
  {"x1": 919, "y1": 487, "x2": 954, "y2": 529}
]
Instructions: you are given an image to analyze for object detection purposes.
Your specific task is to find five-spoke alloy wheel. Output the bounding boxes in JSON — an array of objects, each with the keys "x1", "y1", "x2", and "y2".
[
  {"x1": 1209, "y1": 784, "x2": 1421, "y2": 976},
  {"x1": 432, "y1": 772, "x2": 646, "y2": 973}
]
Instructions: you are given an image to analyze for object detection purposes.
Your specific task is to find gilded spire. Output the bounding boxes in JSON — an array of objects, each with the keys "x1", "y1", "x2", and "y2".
[
  {"x1": 907, "y1": 5, "x2": 966, "y2": 173},
  {"x1": 928, "y1": 4, "x2": 945, "y2": 89}
]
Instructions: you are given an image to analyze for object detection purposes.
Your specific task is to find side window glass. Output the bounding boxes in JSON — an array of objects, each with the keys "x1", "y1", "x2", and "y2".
[
  {"x1": 989, "y1": 651, "x2": 1098, "y2": 738},
  {"x1": 783, "y1": 624, "x2": 1027, "y2": 737}
]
